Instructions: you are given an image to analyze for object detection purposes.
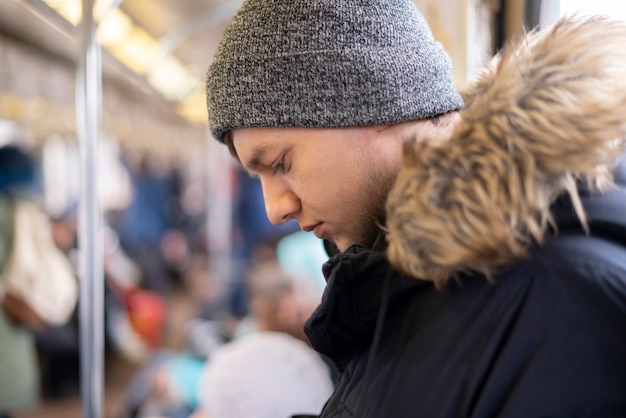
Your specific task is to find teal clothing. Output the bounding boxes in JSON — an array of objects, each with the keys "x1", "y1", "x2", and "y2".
[
  {"x1": 163, "y1": 353, "x2": 205, "y2": 408},
  {"x1": 0, "y1": 195, "x2": 39, "y2": 412},
  {"x1": 276, "y1": 230, "x2": 328, "y2": 293}
]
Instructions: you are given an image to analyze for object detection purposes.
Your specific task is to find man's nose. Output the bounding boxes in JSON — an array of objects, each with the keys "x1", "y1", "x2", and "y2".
[{"x1": 261, "y1": 179, "x2": 300, "y2": 225}]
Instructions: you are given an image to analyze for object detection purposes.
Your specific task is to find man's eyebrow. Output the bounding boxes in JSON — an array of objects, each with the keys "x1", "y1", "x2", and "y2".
[{"x1": 242, "y1": 146, "x2": 269, "y2": 174}]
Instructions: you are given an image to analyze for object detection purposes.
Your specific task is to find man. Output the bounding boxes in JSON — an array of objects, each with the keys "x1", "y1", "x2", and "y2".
[{"x1": 206, "y1": 0, "x2": 626, "y2": 416}]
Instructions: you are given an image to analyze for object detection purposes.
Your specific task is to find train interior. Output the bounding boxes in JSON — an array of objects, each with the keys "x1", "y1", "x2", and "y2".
[{"x1": 0, "y1": 0, "x2": 622, "y2": 417}]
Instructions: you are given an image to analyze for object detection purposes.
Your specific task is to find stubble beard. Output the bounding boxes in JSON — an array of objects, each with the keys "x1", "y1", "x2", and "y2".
[{"x1": 348, "y1": 163, "x2": 397, "y2": 250}]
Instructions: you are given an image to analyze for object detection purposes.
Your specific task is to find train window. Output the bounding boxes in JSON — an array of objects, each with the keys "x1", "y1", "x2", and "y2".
[
  {"x1": 559, "y1": 0, "x2": 626, "y2": 21},
  {"x1": 538, "y1": 0, "x2": 626, "y2": 28}
]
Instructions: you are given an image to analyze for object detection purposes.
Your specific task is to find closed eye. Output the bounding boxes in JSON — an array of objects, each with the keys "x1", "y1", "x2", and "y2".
[{"x1": 272, "y1": 157, "x2": 285, "y2": 174}]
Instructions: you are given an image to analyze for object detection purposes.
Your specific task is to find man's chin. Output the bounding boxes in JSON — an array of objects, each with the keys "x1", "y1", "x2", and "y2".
[
  {"x1": 332, "y1": 239, "x2": 349, "y2": 253},
  {"x1": 332, "y1": 237, "x2": 373, "y2": 253},
  {"x1": 327, "y1": 225, "x2": 382, "y2": 253}
]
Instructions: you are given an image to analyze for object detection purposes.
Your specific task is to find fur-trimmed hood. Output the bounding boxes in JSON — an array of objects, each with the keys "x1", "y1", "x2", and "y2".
[{"x1": 386, "y1": 15, "x2": 626, "y2": 287}]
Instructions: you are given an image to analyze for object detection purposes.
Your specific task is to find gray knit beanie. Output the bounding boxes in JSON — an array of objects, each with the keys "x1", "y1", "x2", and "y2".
[{"x1": 206, "y1": 0, "x2": 464, "y2": 143}]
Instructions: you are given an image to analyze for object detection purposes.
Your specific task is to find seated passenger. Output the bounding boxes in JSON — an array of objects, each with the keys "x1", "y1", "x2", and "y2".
[{"x1": 192, "y1": 261, "x2": 333, "y2": 418}]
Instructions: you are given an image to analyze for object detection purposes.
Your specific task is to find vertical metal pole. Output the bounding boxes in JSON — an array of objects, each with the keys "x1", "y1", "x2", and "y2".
[{"x1": 77, "y1": 0, "x2": 104, "y2": 417}]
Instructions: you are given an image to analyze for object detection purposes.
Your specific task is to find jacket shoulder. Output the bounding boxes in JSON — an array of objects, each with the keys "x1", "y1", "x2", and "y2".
[{"x1": 531, "y1": 232, "x2": 626, "y2": 312}]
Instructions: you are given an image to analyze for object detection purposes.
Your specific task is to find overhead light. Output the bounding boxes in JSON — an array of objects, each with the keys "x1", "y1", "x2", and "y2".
[
  {"x1": 93, "y1": 0, "x2": 120, "y2": 21},
  {"x1": 107, "y1": 26, "x2": 164, "y2": 74},
  {"x1": 96, "y1": 9, "x2": 132, "y2": 46},
  {"x1": 40, "y1": 0, "x2": 204, "y2": 124},
  {"x1": 43, "y1": 0, "x2": 82, "y2": 25},
  {"x1": 42, "y1": 0, "x2": 117, "y2": 25},
  {"x1": 147, "y1": 57, "x2": 198, "y2": 101}
]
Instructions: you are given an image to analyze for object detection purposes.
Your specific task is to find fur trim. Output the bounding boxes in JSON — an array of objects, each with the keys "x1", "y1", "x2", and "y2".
[{"x1": 386, "y1": 15, "x2": 626, "y2": 287}]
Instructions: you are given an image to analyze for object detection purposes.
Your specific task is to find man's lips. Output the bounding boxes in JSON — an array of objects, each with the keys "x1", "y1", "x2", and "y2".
[{"x1": 303, "y1": 223, "x2": 324, "y2": 239}]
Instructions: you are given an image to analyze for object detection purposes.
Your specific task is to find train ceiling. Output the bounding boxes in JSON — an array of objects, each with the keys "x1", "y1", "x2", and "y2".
[{"x1": 0, "y1": 0, "x2": 243, "y2": 151}]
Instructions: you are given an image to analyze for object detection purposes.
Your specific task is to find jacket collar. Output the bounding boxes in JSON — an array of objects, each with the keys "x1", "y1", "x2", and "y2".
[{"x1": 305, "y1": 232, "x2": 427, "y2": 370}]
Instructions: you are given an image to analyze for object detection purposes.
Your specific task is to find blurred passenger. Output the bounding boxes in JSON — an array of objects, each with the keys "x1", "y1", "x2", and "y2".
[
  {"x1": 192, "y1": 260, "x2": 333, "y2": 418},
  {"x1": 0, "y1": 144, "x2": 77, "y2": 416},
  {"x1": 275, "y1": 230, "x2": 328, "y2": 295},
  {"x1": 119, "y1": 257, "x2": 233, "y2": 418},
  {"x1": 35, "y1": 211, "x2": 80, "y2": 398},
  {"x1": 123, "y1": 260, "x2": 332, "y2": 418},
  {"x1": 104, "y1": 222, "x2": 168, "y2": 362},
  {"x1": 117, "y1": 151, "x2": 180, "y2": 298}
]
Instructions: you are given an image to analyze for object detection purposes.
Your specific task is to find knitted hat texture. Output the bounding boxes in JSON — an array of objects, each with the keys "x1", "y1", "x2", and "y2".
[{"x1": 206, "y1": 0, "x2": 464, "y2": 143}]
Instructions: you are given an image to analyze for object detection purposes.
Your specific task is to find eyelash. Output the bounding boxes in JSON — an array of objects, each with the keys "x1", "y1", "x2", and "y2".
[{"x1": 272, "y1": 157, "x2": 285, "y2": 174}]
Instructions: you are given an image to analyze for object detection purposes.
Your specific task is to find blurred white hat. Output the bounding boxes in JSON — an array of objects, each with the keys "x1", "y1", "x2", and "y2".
[{"x1": 198, "y1": 332, "x2": 333, "y2": 418}]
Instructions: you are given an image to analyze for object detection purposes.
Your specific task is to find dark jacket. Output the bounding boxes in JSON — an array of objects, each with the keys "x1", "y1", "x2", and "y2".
[
  {"x1": 306, "y1": 166, "x2": 626, "y2": 417},
  {"x1": 305, "y1": 17, "x2": 626, "y2": 418}
]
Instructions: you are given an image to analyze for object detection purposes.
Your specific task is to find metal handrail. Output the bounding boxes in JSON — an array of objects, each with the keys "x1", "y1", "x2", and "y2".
[{"x1": 76, "y1": 1, "x2": 104, "y2": 417}]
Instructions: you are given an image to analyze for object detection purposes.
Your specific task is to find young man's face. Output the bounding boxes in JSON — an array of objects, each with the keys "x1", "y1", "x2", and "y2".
[{"x1": 231, "y1": 126, "x2": 400, "y2": 252}]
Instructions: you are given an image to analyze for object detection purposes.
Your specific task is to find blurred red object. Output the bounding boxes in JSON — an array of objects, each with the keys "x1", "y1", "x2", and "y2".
[{"x1": 124, "y1": 288, "x2": 167, "y2": 347}]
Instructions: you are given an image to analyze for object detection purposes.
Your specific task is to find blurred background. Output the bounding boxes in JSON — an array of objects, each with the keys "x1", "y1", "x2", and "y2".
[{"x1": 0, "y1": 0, "x2": 623, "y2": 417}]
